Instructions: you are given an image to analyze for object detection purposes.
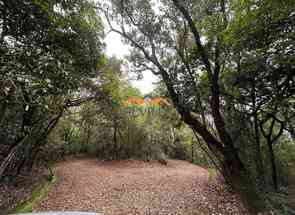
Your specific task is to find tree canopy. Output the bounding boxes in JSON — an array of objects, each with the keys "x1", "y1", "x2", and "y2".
[{"x1": 1, "y1": 0, "x2": 295, "y2": 213}]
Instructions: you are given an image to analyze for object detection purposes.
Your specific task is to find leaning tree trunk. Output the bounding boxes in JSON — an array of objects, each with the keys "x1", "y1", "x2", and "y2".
[
  {"x1": 170, "y1": 0, "x2": 246, "y2": 182},
  {"x1": 0, "y1": 112, "x2": 62, "y2": 179},
  {"x1": 0, "y1": 131, "x2": 32, "y2": 179}
]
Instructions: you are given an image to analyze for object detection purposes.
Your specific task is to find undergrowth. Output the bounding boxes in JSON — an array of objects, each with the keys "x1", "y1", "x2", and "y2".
[{"x1": 9, "y1": 174, "x2": 57, "y2": 214}]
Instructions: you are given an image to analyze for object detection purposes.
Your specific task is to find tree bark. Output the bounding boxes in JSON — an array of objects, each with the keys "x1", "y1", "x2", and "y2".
[
  {"x1": 171, "y1": 0, "x2": 248, "y2": 183},
  {"x1": 0, "y1": 130, "x2": 33, "y2": 179},
  {"x1": 113, "y1": 118, "x2": 118, "y2": 160},
  {"x1": 267, "y1": 139, "x2": 278, "y2": 190},
  {"x1": 260, "y1": 117, "x2": 281, "y2": 191},
  {"x1": 251, "y1": 79, "x2": 265, "y2": 186}
]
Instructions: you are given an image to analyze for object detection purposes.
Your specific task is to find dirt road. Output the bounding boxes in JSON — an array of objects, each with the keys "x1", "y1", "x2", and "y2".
[{"x1": 34, "y1": 159, "x2": 249, "y2": 215}]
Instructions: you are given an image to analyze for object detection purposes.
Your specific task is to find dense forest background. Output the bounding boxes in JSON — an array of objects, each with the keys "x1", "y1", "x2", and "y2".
[{"x1": 0, "y1": 0, "x2": 294, "y2": 214}]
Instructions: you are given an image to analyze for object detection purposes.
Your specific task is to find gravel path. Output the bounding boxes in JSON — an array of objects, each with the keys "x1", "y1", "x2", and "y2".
[{"x1": 34, "y1": 159, "x2": 250, "y2": 215}]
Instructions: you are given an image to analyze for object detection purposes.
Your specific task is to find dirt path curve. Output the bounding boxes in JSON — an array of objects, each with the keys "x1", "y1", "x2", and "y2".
[{"x1": 34, "y1": 159, "x2": 249, "y2": 215}]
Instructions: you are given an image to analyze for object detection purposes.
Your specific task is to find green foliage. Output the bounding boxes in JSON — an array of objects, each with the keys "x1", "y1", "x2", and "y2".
[
  {"x1": 1, "y1": 0, "x2": 104, "y2": 98},
  {"x1": 0, "y1": 0, "x2": 105, "y2": 179},
  {"x1": 49, "y1": 63, "x2": 211, "y2": 164},
  {"x1": 274, "y1": 139, "x2": 295, "y2": 186},
  {"x1": 1, "y1": 0, "x2": 295, "y2": 213}
]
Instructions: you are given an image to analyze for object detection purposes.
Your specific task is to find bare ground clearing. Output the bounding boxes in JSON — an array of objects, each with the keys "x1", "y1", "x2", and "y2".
[{"x1": 34, "y1": 159, "x2": 249, "y2": 215}]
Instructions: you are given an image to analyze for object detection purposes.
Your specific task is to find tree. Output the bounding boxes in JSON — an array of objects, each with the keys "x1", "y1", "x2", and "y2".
[
  {"x1": 99, "y1": 0, "x2": 246, "y2": 182},
  {"x1": 223, "y1": 0, "x2": 295, "y2": 190},
  {"x1": 98, "y1": 0, "x2": 294, "y2": 210},
  {"x1": 0, "y1": 0, "x2": 105, "y2": 179}
]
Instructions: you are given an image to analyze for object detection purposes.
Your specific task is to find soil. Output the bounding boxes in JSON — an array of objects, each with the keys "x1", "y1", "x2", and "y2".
[{"x1": 34, "y1": 159, "x2": 250, "y2": 215}]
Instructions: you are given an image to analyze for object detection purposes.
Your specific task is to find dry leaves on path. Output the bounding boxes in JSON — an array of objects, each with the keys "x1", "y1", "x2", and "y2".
[{"x1": 35, "y1": 159, "x2": 250, "y2": 215}]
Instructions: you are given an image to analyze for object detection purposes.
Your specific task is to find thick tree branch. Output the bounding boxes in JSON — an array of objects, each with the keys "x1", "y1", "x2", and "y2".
[
  {"x1": 172, "y1": 0, "x2": 235, "y2": 149},
  {"x1": 171, "y1": 0, "x2": 213, "y2": 78},
  {"x1": 99, "y1": 1, "x2": 225, "y2": 154}
]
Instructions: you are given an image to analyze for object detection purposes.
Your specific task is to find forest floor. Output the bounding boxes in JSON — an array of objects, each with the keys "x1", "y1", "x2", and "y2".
[
  {"x1": 33, "y1": 158, "x2": 250, "y2": 215},
  {"x1": 0, "y1": 167, "x2": 47, "y2": 214}
]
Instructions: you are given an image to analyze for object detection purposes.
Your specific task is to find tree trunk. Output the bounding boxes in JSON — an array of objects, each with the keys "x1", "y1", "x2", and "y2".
[
  {"x1": 223, "y1": 147, "x2": 246, "y2": 178},
  {"x1": 251, "y1": 80, "x2": 265, "y2": 186},
  {"x1": 267, "y1": 139, "x2": 278, "y2": 191},
  {"x1": 0, "y1": 103, "x2": 8, "y2": 126},
  {"x1": 113, "y1": 119, "x2": 118, "y2": 160},
  {"x1": 0, "y1": 134, "x2": 29, "y2": 179},
  {"x1": 191, "y1": 141, "x2": 194, "y2": 163},
  {"x1": 253, "y1": 113, "x2": 265, "y2": 184},
  {"x1": 260, "y1": 117, "x2": 281, "y2": 191}
]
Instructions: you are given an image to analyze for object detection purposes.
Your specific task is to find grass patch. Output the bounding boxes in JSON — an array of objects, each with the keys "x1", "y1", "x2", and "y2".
[{"x1": 9, "y1": 174, "x2": 57, "y2": 214}]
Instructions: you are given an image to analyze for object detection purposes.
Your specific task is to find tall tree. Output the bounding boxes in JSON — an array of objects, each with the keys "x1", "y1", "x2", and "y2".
[
  {"x1": 99, "y1": 0, "x2": 244, "y2": 181},
  {"x1": 0, "y1": 0, "x2": 105, "y2": 178}
]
